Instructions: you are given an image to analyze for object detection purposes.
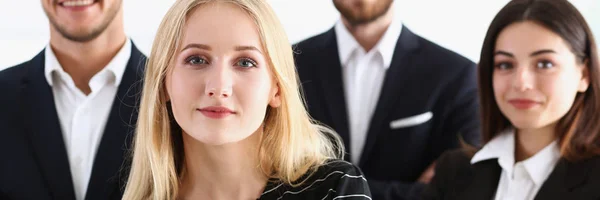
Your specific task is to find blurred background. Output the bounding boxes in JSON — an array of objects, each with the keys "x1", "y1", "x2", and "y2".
[{"x1": 0, "y1": 0, "x2": 598, "y2": 70}]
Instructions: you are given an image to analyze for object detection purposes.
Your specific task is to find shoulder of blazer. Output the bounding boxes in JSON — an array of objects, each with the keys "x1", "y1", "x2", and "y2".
[
  {"x1": 292, "y1": 28, "x2": 335, "y2": 64},
  {"x1": 0, "y1": 59, "x2": 32, "y2": 88},
  {"x1": 414, "y1": 33, "x2": 472, "y2": 65},
  {"x1": 407, "y1": 30, "x2": 475, "y2": 79},
  {"x1": 292, "y1": 28, "x2": 336, "y2": 81},
  {"x1": 0, "y1": 51, "x2": 42, "y2": 106},
  {"x1": 571, "y1": 155, "x2": 600, "y2": 188}
]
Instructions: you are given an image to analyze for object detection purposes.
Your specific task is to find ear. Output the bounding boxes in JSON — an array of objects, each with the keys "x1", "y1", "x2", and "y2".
[
  {"x1": 268, "y1": 83, "x2": 281, "y2": 108},
  {"x1": 578, "y1": 59, "x2": 590, "y2": 92}
]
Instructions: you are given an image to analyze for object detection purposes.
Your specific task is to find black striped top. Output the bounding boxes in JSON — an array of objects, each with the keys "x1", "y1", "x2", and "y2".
[{"x1": 258, "y1": 160, "x2": 372, "y2": 200}]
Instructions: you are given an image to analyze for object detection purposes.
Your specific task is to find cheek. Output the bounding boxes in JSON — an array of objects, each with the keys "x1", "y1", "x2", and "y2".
[
  {"x1": 235, "y1": 72, "x2": 274, "y2": 121},
  {"x1": 168, "y1": 69, "x2": 204, "y2": 113},
  {"x1": 541, "y1": 72, "x2": 580, "y2": 114},
  {"x1": 492, "y1": 73, "x2": 508, "y2": 102}
]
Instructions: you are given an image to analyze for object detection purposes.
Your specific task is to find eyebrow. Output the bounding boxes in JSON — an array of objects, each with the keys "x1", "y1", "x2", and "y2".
[
  {"x1": 529, "y1": 49, "x2": 556, "y2": 56},
  {"x1": 235, "y1": 45, "x2": 262, "y2": 54},
  {"x1": 494, "y1": 50, "x2": 514, "y2": 57},
  {"x1": 181, "y1": 43, "x2": 262, "y2": 54},
  {"x1": 494, "y1": 49, "x2": 557, "y2": 57},
  {"x1": 182, "y1": 43, "x2": 211, "y2": 51}
]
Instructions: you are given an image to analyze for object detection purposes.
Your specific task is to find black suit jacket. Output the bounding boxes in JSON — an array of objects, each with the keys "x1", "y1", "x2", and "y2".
[
  {"x1": 422, "y1": 149, "x2": 600, "y2": 200},
  {"x1": 0, "y1": 42, "x2": 146, "y2": 200},
  {"x1": 294, "y1": 26, "x2": 481, "y2": 200}
]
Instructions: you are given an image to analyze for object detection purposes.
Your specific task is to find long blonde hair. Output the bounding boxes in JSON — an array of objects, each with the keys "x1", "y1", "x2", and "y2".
[{"x1": 123, "y1": 0, "x2": 343, "y2": 199}]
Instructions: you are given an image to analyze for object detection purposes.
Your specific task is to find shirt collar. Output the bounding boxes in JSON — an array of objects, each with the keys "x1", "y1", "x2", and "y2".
[
  {"x1": 334, "y1": 20, "x2": 360, "y2": 67},
  {"x1": 522, "y1": 140, "x2": 560, "y2": 185},
  {"x1": 471, "y1": 129, "x2": 561, "y2": 185},
  {"x1": 471, "y1": 129, "x2": 515, "y2": 165},
  {"x1": 44, "y1": 39, "x2": 132, "y2": 87},
  {"x1": 334, "y1": 17, "x2": 403, "y2": 69}
]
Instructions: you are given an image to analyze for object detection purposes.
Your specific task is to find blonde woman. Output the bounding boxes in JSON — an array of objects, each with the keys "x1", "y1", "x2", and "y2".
[{"x1": 123, "y1": 0, "x2": 372, "y2": 199}]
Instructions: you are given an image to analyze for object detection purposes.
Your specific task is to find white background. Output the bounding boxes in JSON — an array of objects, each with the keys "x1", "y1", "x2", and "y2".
[{"x1": 0, "y1": 0, "x2": 598, "y2": 70}]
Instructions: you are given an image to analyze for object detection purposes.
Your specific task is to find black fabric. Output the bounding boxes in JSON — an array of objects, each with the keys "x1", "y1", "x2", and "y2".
[
  {"x1": 258, "y1": 160, "x2": 371, "y2": 200},
  {"x1": 422, "y1": 149, "x2": 600, "y2": 200}
]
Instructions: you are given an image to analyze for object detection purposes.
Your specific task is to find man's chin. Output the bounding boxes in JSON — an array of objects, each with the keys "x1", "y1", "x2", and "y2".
[
  {"x1": 343, "y1": 15, "x2": 380, "y2": 26},
  {"x1": 62, "y1": 31, "x2": 102, "y2": 42},
  {"x1": 55, "y1": 24, "x2": 105, "y2": 42}
]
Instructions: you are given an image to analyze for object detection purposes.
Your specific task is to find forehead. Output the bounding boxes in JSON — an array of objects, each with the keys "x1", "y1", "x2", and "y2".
[
  {"x1": 181, "y1": 2, "x2": 263, "y2": 51},
  {"x1": 495, "y1": 21, "x2": 571, "y2": 55}
]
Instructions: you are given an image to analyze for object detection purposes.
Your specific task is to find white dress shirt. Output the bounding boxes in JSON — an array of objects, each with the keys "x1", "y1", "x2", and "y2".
[
  {"x1": 44, "y1": 40, "x2": 131, "y2": 200},
  {"x1": 335, "y1": 17, "x2": 403, "y2": 164},
  {"x1": 471, "y1": 130, "x2": 561, "y2": 200}
]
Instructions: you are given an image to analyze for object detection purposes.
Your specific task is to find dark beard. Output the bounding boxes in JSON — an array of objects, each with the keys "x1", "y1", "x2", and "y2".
[{"x1": 334, "y1": 0, "x2": 394, "y2": 26}]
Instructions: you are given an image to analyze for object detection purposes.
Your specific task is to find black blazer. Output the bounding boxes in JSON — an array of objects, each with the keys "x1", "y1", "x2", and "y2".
[
  {"x1": 422, "y1": 149, "x2": 600, "y2": 200},
  {"x1": 293, "y1": 26, "x2": 481, "y2": 200},
  {"x1": 0, "y1": 43, "x2": 146, "y2": 200}
]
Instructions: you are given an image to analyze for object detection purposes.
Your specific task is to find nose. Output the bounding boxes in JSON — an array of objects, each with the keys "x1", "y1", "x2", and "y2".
[
  {"x1": 512, "y1": 65, "x2": 534, "y2": 91},
  {"x1": 205, "y1": 63, "x2": 233, "y2": 98},
  {"x1": 206, "y1": 87, "x2": 231, "y2": 98}
]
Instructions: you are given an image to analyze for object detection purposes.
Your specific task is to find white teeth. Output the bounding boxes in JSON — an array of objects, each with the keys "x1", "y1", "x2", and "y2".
[{"x1": 62, "y1": 0, "x2": 94, "y2": 7}]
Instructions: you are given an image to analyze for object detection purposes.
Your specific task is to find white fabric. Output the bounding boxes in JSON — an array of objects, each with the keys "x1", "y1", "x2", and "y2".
[{"x1": 335, "y1": 17, "x2": 403, "y2": 164}]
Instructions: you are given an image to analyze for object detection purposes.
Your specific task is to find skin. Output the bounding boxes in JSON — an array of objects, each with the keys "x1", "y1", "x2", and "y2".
[{"x1": 41, "y1": 0, "x2": 126, "y2": 95}]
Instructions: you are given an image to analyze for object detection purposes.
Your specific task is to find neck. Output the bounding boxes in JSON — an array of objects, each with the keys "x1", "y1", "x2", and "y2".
[
  {"x1": 514, "y1": 124, "x2": 557, "y2": 162},
  {"x1": 179, "y1": 129, "x2": 267, "y2": 200},
  {"x1": 341, "y1": 5, "x2": 394, "y2": 52},
  {"x1": 49, "y1": 11, "x2": 126, "y2": 95}
]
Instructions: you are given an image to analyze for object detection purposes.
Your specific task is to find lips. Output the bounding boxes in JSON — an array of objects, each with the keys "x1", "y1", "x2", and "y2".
[
  {"x1": 197, "y1": 106, "x2": 235, "y2": 119},
  {"x1": 508, "y1": 99, "x2": 540, "y2": 110}
]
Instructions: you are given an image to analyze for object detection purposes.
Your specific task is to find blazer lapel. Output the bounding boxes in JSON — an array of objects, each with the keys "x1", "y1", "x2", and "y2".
[
  {"x1": 317, "y1": 28, "x2": 351, "y2": 159},
  {"x1": 458, "y1": 159, "x2": 502, "y2": 200},
  {"x1": 85, "y1": 43, "x2": 146, "y2": 200},
  {"x1": 21, "y1": 50, "x2": 77, "y2": 200},
  {"x1": 358, "y1": 26, "x2": 420, "y2": 166}
]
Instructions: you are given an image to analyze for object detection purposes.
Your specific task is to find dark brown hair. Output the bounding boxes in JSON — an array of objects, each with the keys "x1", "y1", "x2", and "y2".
[{"x1": 478, "y1": 0, "x2": 600, "y2": 161}]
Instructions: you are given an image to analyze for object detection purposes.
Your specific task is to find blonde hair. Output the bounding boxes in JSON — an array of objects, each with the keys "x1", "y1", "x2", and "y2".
[{"x1": 122, "y1": 0, "x2": 344, "y2": 199}]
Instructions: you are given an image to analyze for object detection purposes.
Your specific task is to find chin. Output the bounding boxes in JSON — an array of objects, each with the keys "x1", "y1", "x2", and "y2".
[
  {"x1": 508, "y1": 118, "x2": 550, "y2": 130},
  {"x1": 191, "y1": 135, "x2": 234, "y2": 146},
  {"x1": 185, "y1": 130, "x2": 248, "y2": 146}
]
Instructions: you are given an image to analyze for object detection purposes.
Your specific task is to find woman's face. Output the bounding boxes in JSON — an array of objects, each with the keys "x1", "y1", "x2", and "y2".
[
  {"x1": 166, "y1": 2, "x2": 281, "y2": 145},
  {"x1": 493, "y1": 21, "x2": 589, "y2": 130}
]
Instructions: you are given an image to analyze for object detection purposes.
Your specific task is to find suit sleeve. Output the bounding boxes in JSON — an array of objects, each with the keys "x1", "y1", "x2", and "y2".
[
  {"x1": 435, "y1": 62, "x2": 481, "y2": 153},
  {"x1": 420, "y1": 150, "x2": 456, "y2": 200}
]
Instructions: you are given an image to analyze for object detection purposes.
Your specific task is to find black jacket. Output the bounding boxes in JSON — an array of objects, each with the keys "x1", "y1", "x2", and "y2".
[
  {"x1": 0, "y1": 43, "x2": 146, "y2": 200},
  {"x1": 294, "y1": 26, "x2": 481, "y2": 200},
  {"x1": 423, "y1": 149, "x2": 600, "y2": 200}
]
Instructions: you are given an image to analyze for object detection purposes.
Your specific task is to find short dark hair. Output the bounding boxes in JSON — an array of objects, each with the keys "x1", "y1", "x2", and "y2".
[{"x1": 478, "y1": 0, "x2": 600, "y2": 161}]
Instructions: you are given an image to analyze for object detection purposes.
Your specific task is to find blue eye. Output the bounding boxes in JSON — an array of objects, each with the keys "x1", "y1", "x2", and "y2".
[
  {"x1": 236, "y1": 58, "x2": 257, "y2": 68},
  {"x1": 536, "y1": 60, "x2": 554, "y2": 69},
  {"x1": 186, "y1": 56, "x2": 208, "y2": 65}
]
